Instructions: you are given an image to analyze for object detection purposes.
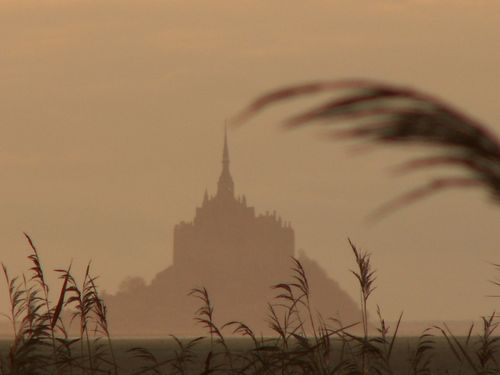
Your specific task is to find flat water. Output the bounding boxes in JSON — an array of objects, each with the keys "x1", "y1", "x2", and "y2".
[{"x1": 0, "y1": 337, "x2": 495, "y2": 374}]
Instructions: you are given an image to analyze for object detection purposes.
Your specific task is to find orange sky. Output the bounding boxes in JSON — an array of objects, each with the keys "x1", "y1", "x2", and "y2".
[{"x1": 1, "y1": 0, "x2": 499, "y2": 322}]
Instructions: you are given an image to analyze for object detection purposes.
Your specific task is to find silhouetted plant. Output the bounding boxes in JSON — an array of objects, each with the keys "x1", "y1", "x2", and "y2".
[
  {"x1": 4, "y1": 234, "x2": 500, "y2": 374},
  {"x1": 233, "y1": 79, "x2": 500, "y2": 218},
  {"x1": 408, "y1": 329, "x2": 434, "y2": 375},
  {"x1": 348, "y1": 238, "x2": 375, "y2": 375},
  {"x1": 89, "y1": 274, "x2": 119, "y2": 375},
  {"x1": 433, "y1": 314, "x2": 500, "y2": 375},
  {"x1": 0, "y1": 234, "x2": 119, "y2": 375}
]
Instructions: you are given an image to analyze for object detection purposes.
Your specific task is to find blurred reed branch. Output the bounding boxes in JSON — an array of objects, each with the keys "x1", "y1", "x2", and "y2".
[{"x1": 233, "y1": 79, "x2": 500, "y2": 218}]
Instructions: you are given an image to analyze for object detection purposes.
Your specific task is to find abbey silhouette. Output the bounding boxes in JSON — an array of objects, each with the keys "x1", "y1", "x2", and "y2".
[
  {"x1": 104, "y1": 132, "x2": 360, "y2": 336},
  {"x1": 174, "y1": 131, "x2": 294, "y2": 273}
]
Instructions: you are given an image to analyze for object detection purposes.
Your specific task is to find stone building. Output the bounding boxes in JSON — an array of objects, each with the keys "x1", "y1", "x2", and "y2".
[
  {"x1": 105, "y1": 132, "x2": 360, "y2": 336},
  {"x1": 173, "y1": 132, "x2": 294, "y2": 274}
]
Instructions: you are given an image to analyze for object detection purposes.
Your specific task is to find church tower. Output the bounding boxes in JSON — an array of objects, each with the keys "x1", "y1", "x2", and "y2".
[{"x1": 172, "y1": 130, "x2": 294, "y2": 269}]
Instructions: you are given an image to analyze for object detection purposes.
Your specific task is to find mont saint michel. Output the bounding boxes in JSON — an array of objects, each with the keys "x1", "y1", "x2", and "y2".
[{"x1": 104, "y1": 133, "x2": 360, "y2": 336}]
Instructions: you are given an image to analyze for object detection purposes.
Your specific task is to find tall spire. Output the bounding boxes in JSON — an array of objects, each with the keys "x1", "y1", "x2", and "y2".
[
  {"x1": 217, "y1": 127, "x2": 234, "y2": 198},
  {"x1": 223, "y1": 126, "x2": 229, "y2": 166}
]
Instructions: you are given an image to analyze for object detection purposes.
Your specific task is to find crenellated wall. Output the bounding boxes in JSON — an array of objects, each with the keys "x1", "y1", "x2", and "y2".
[{"x1": 173, "y1": 190, "x2": 294, "y2": 272}]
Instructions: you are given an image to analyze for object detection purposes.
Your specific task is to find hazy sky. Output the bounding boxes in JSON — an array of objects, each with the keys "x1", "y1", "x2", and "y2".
[{"x1": 1, "y1": 0, "x2": 499, "y2": 322}]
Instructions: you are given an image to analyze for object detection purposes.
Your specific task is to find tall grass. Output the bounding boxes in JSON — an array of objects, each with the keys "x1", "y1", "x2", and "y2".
[
  {"x1": 127, "y1": 239, "x2": 497, "y2": 375},
  {"x1": 0, "y1": 235, "x2": 498, "y2": 374},
  {"x1": 0, "y1": 234, "x2": 119, "y2": 375}
]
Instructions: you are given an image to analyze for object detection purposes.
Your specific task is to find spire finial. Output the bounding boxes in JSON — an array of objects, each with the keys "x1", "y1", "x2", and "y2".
[
  {"x1": 223, "y1": 123, "x2": 229, "y2": 164},
  {"x1": 217, "y1": 124, "x2": 234, "y2": 198}
]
